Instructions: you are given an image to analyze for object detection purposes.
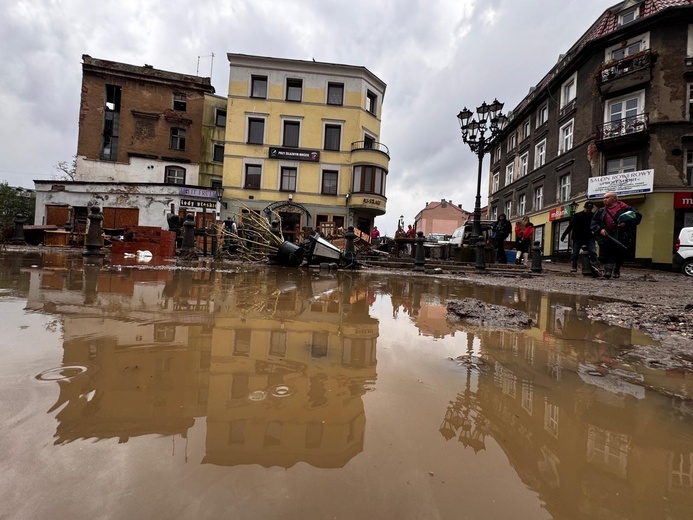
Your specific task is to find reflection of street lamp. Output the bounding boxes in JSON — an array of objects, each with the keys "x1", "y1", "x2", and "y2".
[{"x1": 457, "y1": 100, "x2": 508, "y2": 269}]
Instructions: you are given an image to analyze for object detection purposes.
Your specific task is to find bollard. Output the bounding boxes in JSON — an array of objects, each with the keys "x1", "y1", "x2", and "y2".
[
  {"x1": 10, "y1": 214, "x2": 27, "y2": 245},
  {"x1": 580, "y1": 249, "x2": 594, "y2": 276},
  {"x1": 82, "y1": 207, "x2": 105, "y2": 257},
  {"x1": 413, "y1": 231, "x2": 426, "y2": 272},
  {"x1": 530, "y1": 240, "x2": 543, "y2": 273},
  {"x1": 181, "y1": 214, "x2": 196, "y2": 252},
  {"x1": 344, "y1": 226, "x2": 357, "y2": 265}
]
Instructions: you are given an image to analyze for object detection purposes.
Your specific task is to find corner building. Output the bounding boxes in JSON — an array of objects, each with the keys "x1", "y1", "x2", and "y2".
[
  {"x1": 222, "y1": 54, "x2": 389, "y2": 242},
  {"x1": 488, "y1": 0, "x2": 693, "y2": 268}
]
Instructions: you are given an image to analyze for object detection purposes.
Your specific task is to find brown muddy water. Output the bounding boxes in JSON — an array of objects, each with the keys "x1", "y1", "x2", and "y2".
[{"x1": 1, "y1": 251, "x2": 693, "y2": 520}]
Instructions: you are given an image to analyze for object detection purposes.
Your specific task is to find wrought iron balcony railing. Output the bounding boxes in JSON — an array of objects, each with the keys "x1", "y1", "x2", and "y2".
[
  {"x1": 596, "y1": 50, "x2": 654, "y2": 85},
  {"x1": 351, "y1": 140, "x2": 390, "y2": 157},
  {"x1": 596, "y1": 113, "x2": 649, "y2": 141}
]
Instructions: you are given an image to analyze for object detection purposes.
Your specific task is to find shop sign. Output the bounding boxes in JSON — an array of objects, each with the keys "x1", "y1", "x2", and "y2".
[
  {"x1": 269, "y1": 147, "x2": 320, "y2": 162},
  {"x1": 587, "y1": 169, "x2": 654, "y2": 199},
  {"x1": 549, "y1": 205, "x2": 571, "y2": 221},
  {"x1": 179, "y1": 187, "x2": 217, "y2": 199},
  {"x1": 359, "y1": 197, "x2": 383, "y2": 208},
  {"x1": 180, "y1": 199, "x2": 217, "y2": 209},
  {"x1": 674, "y1": 192, "x2": 693, "y2": 209}
]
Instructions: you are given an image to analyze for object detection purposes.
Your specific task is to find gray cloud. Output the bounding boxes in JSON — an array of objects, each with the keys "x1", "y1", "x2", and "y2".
[{"x1": 0, "y1": 0, "x2": 611, "y2": 235}]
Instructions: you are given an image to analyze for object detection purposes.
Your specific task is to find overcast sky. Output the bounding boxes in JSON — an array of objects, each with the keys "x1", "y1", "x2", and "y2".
[{"x1": 0, "y1": 0, "x2": 614, "y2": 235}]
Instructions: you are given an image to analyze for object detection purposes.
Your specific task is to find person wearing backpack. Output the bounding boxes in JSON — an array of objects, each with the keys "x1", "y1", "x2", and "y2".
[{"x1": 590, "y1": 192, "x2": 642, "y2": 279}]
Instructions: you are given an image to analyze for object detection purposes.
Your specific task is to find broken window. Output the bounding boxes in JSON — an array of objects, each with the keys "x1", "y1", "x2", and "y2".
[
  {"x1": 170, "y1": 128, "x2": 186, "y2": 150},
  {"x1": 102, "y1": 84, "x2": 121, "y2": 161},
  {"x1": 173, "y1": 93, "x2": 187, "y2": 111}
]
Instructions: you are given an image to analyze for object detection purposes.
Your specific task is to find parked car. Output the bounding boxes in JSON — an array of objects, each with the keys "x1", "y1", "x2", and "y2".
[
  {"x1": 426, "y1": 233, "x2": 450, "y2": 245},
  {"x1": 450, "y1": 221, "x2": 495, "y2": 247},
  {"x1": 673, "y1": 227, "x2": 693, "y2": 276}
]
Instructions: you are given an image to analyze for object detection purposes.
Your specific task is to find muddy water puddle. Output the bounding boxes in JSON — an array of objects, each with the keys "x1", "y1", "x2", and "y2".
[{"x1": 1, "y1": 251, "x2": 693, "y2": 519}]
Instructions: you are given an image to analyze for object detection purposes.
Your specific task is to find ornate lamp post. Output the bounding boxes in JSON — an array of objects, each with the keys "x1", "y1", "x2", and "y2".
[{"x1": 457, "y1": 100, "x2": 508, "y2": 269}]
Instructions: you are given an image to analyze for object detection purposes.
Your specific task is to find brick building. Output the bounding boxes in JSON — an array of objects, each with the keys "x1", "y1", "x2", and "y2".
[{"x1": 488, "y1": 0, "x2": 693, "y2": 267}]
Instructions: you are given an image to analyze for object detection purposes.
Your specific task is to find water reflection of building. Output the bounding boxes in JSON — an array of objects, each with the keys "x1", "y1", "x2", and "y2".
[
  {"x1": 23, "y1": 260, "x2": 378, "y2": 469},
  {"x1": 207, "y1": 271, "x2": 377, "y2": 468},
  {"x1": 438, "y1": 289, "x2": 693, "y2": 520}
]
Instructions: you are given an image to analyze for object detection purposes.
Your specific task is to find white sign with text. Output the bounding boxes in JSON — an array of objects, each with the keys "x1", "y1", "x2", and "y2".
[{"x1": 587, "y1": 169, "x2": 654, "y2": 199}]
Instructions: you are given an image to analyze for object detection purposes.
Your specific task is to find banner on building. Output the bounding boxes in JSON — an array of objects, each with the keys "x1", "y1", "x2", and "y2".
[
  {"x1": 179, "y1": 187, "x2": 217, "y2": 199},
  {"x1": 587, "y1": 169, "x2": 654, "y2": 199},
  {"x1": 269, "y1": 147, "x2": 320, "y2": 162}
]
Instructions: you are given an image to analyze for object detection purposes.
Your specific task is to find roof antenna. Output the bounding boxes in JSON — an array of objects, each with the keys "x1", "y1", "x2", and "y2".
[{"x1": 196, "y1": 53, "x2": 215, "y2": 77}]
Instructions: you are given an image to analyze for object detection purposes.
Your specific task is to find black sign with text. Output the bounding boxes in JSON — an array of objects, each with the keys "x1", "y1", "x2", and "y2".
[{"x1": 269, "y1": 147, "x2": 320, "y2": 162}]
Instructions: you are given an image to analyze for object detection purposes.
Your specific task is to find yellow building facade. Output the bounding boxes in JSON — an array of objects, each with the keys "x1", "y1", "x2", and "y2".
[{"x1": 221, "y1": 53, "x2": 389, "y2": 242}]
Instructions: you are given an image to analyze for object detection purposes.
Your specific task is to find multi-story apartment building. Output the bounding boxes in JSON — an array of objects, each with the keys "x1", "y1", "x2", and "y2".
[
  {"x1": 414, "y1": 199, "x2": 471, "y2": 236},
  {"x1": 221, "y1": 54, "x2": 389, "y2": 242},
  {"x1": 488, "y1": 0, "x2": 693, "y2": 267},
  {"x1": 34, "y1": 55, "x2": 219, "y2": 230},
  {"x1": 200, "y1": 93, "x2": 228, "y2": 190}
]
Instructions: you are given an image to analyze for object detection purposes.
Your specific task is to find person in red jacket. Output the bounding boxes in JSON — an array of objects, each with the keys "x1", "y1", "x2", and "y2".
[{"x1": 514, "y1": 217, "x2": 534, "y2": 266}]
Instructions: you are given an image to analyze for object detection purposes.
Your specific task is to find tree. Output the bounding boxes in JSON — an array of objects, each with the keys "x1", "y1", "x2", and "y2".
[
  {"x1": 0, "y1": 182, "x2": 35, "y2": 233},
  {"x1": 53, "y1": 155, "x2": 77, "y2": 181}
]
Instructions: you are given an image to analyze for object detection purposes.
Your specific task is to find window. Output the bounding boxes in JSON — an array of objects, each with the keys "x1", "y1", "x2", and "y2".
[
  {"x1": 247, "y1": 118, "x2": 265, "y2": 144},
  {"x1": 534, "y1": 140, "x2": 546, "y2": 168},
  {"x1": 608, "y1": 37, "x2": 646, "y2": 62},
  {"x1": 505, "y1": 200, "x2": 512, "y2": 217},
  {"x1": 560, "y1": 73, "x2": 577, "y2": 108},
  {"x1": 537, "y1": 105, "x2": 548, "y2": 126},
  {"x1": 280, "y1": 167, "x2": 297, "y2": 192},
  {"x1": 170, "y1": 128, "x2": 186, "y2": 150},
  {"x1": 518, "y1": 194, "x2": 526, "y2": 216},
  {"x1": 493, "y1": 146, "x2": 502, "y2": 162},
  {"x1": 324, "y1": 124, "x2": 341, "y2": 151},
  {"x1": 173, "y1": 93, "x2": 186, "y2": 111},
  {"x1": 213, "y1": 143, "x2": 224, "y2": 162},
  {"x1": 558, "y1": 174, "x2": 571, "y2": 202},
  {"x1": 491, "y1": 206, "x2": 498, "y2": 220},
  {"x1": 366, "y1": 90, "x2": 377, "y2": 115},
  {"x1": 244, "y1": 164, "x2": 261, "y2": 189},
  {"x1": 606, "y1": 156, "x2": 637, "y2": 175},
  {"x1": 327, "y1": 83, "x2": 344, "y2": 105},
  {"x1": 251, "y1": 76, "x2": 267, "y2": 98},
  {"x1": 102, "y1": 84, "x2": 121, "y2": 161},
  {"x1": 492, "y1": 171, "x2": 499, "y2": 192},
  {"x1": 353, "y1": 165, "x2": 386, "y2": 195},
  {"x1": 618, "y1": 7, "x2": 639, "y2": 26},
  {"x1": 519, "y1": 153, "x2": 529, "y2": 177},
  {"x1": 215, "y1": 109, "x2": 227, "y2": 127},
  {"x1": 165, "y1": 166, "x2": 186, "y2": 185},
  {"x1": 505, "y1": 163, "x2": 514, "y2": 185},
  {"x1": 286, "y1": 78, "x2": 302, "y2": 102},
  {"x1": 507, "y1": 133, "x2": 517, "y2": 152},
  {"x1": 558, "y1": 120, "x2": 573, "y2": 154},
  {"x1": 269, "y1": 332, "x2": 287, "y2": 357},
  {"x1": 534, "y1": 186, "x2": 543, "y2": 210},
  {"x1": 522, "y1": 120, "x2": 531, "y2": 140},
  {"x1": 283, "y1": 121, "x2": 300, "y2": 147},
  {"x1": 322, "y1": 169, "x2": 338, "y2": 195},
  {"x1": 605, "y1": 91, "x2": 644, "y2": 136},
  {"x1": 364, "y1": 135, "x2": 375, "y2": 149}
]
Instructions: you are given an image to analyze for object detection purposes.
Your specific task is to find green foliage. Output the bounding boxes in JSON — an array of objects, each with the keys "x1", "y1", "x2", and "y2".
[{"x1": 0, "y1": 182, "x2": 35, "y2": 230}]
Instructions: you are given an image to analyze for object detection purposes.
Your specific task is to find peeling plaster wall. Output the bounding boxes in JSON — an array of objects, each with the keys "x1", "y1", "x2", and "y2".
[
  {"x1": 33, "y1": 183, "x2": 189, "y2": 228},
  {"x1": 76, "y1": 156, "x2": 200, "y2": 185}
]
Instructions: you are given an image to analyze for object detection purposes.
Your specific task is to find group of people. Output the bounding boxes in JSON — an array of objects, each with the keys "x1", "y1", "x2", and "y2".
[{"x1": 491, "y1": 191, "x2": 642, "y2": 279}]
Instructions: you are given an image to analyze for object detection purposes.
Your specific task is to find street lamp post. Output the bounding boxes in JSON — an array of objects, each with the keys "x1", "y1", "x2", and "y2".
[{"x1": 457, "y1": 100, "x2": 508, "y2": 269}]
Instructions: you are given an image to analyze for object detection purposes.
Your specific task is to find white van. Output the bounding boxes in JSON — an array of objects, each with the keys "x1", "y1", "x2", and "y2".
[
  {"x1": 673, "y1": 227, "x2": 693, "y2": 277},
  {"x1": 450, "y1": 221, "x2": 495, "y2": 247}
]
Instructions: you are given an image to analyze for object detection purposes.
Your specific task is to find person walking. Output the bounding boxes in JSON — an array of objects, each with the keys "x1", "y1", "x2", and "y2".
[
  {"x1": 514, "y1": 217, "x2": 534, "y2": 266},
  {"x1": 561, "y1": 201, "x2": 598, "y2": 272},
  {"x1": 491, "y1": 213, "x2": 512, "y2": 263},
  {"x1": 590, "y1": 191, "x2": 642, "y2": 279}
]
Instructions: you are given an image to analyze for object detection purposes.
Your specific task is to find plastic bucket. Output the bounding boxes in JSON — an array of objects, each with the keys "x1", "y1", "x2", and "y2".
[{"x1": 276, "y1": 241, "x2": 304, "y2": 267}]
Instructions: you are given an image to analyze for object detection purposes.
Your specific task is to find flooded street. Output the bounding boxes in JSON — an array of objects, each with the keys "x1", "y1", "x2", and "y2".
[{"x1": 2, "y1": 251, "x2": 693, "y2": 519}]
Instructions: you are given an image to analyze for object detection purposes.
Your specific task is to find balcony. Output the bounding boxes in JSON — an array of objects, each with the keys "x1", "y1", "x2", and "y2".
[
  {"x1": 351, "y1": 141, "x2": 390, "y2": 159},
  {"x1": 596, "y1": 113, "x2": 649, "y2": 148},
  {"x1": 596, "y1": 50, "x2": 655, "y2": 95}
]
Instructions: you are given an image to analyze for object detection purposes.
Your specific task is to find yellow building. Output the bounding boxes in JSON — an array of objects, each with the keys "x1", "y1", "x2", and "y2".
[
  {"x1": 221, "y1": 53, "x2": 389, "y2": 242},
  {"x1": 199, "y1": 93, "x2": 228, "y2": 190}
]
